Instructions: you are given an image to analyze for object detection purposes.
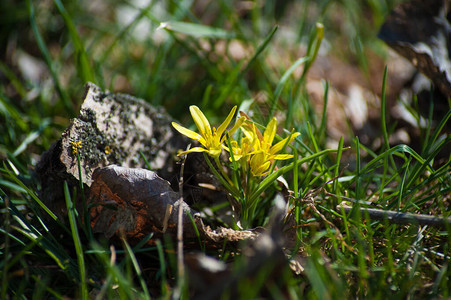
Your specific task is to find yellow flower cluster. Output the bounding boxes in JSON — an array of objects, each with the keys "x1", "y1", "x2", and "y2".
[
  {"x1": 172, "y1": 105, "x2": 299, "y2": 177},
  {"x1": 71, "y1": 140, "x2": 82, "y2": 155}
]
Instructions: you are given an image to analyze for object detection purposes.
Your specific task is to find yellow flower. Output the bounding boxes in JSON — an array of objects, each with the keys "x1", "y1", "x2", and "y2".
[
  {"x1": 104, "y1": 145, "x2": 112, "y2": 155},
  {"x1": 172, "y1": 105, "x2": 244, "y2": 158},
  {"x1": 243, "y1": 118, "x2": 300, "y2": 176},
  {"x1": 71, "y1": 140, "x2": 82, "y2": 155},
  {"x1": 224, "y1": 136, "x2": 255, "y2": 162},
  {"x1": 249, "y1": 151, "x2": 271, "y2": 176}
]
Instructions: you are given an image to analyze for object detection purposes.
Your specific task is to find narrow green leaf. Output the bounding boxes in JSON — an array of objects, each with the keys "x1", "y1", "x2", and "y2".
[
  {"x1": 64, "y1": 181, "x2": 88, "y2": 299},
  {"x1": 54, "y1": 0, "x2": 95, "y2": 83},
  {"x1": 249, "y1": 148, "x2": 339, "y2": 204},
  {"x1": 2, "y1": 164, "x2": 57, "y2": 220},
  {"x1": 27, "y1": 0, "x2": 73, "y2": 115},
  {"x1": 159, "y1": 21, "x2": 235, "y2": 39},
  {"x1": 10, "y1": 213, "x2": 69, "y2": 272},
  {"x1": 122, "y1": 238, "x2": 150, "y2": 299},
  {"x1": 424, "y1": 109, "x2": 451, "y2": 156},
  {"x1": 333, "y1": 137, "x2": 344, "y2": 194},
  {"x1": 241, "y1": 25, "x2": 278, "y2": 74},
  {"x1": 13, "y1": 119, "x2": 50, "y2": 157},
  {"x1": 268, "y1": 56, "x2": 310, "y2": 122},
  {"x1": 319, "y1": 81, "x2": 329, "y2": 143}
]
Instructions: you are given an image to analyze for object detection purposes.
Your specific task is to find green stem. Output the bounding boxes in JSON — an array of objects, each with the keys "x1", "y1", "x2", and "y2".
[
  {"x1": 249, "y1": 148, "x2": 339, "y2": 204},
  {"x1": 203, "y1": 153, "x2": 240, "y2": 199},
  {"x1": 214, "y1": 157, "x2": 233, "y2": 185}
]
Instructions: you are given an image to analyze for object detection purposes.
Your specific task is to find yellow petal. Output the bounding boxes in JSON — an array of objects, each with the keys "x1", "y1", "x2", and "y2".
[
  {"x1": 251, "y1": 124, "x2": 264, "y2": 150},
  {"x1": 177, "y1": 147, "x2": 209, "y2": 156},
  {"x1": 172, "y1": 122, "x2": 207, "y2": 146},
  {"x1": 207, "y1": 148, "x2": 221, "y2": 158},
  {"x1": 240, "y1": 137, "x2": 255, "y2": 153},
  {"x1": 232, "y1": 154, "x2": 244, "y2": 161},
  {"x1": 263, "y1": 118, "x2": 277, "y2": 146},
  {"x1": 190, "y1": 106, "x2": 212, "y2": 139},
  {"x1": 242, "y1": 120, "x2": 263, "y2": 141},
  {"x1": 272, "y1": 154, "x2": 293, "y2": 160},
  {"x1": 241, "y1": 125, "x2": 255, "y2": 142},
  {"x1": 216, "y1": 106, "x2": 237, "y2": 142},
  {"x1": 250, "y1": 151, "x2": 265, "y2": 167},
  {"x1": 251, "y1": 160, "x2": 270, "y2": 176},
  {"x1": 227, "y1": 116, "x2": 246, "y2": 137},
  {"x1": 271, "y1": 132, "x2": 300, "y2": 154}
]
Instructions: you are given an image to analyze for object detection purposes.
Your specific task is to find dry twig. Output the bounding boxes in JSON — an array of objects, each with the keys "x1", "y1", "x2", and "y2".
[{"x1": 337, "y1": 204, "x2": 451, "y2": 228}]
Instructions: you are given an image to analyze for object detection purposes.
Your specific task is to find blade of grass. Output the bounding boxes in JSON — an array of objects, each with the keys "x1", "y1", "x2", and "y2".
[
  {"x1": 267, "y1": 56, "x2": 310, "y2": 122},
  {"x1": 249, "y1": 148, "x2": 339, "y2": 204},
  {"x1": 285, "y1": 90, "x2": 294, "y2": 129},
  {"x1": 318, "y1": 81, "x2": 329, "y2": 144},
  {"x1": 397, "y1": 158, "x2": 411, "y2": 210},
  {"x1": 404, "y1": 159, "x2": 451, "y2": 209},
  {"x1": 380, "y1": 66, "x2": 396, "y2": 169},
  {"x1": 241, "y1": 25, "x2": 278, "y2": 75},
  {"x1": 0, "y1": 93, "x2": 28, "y2": 132},
  {"x1": 333, "y1": 137, "x2": 344, "y2": 195},
  {"x1": 2, "y1": 164, "x2": 57, "y2": 221},
  {"x1": 293, "y1": 23, "x2": 324, "y2": 99},
  {"x1": 64, "y1": 181, "x2": 88, "y2": 299},
  {"x1": 0, "y1": 227, "x2": 26, "y2": 247},
  {"x1": 423, "y1": 108, "x2": 451, "y2": 156},
  {"x1": 132, "y1": 233, "x2": 154, "y2": 252},
  {"x1": 99, "y1": 1, "x2": 156, "y2": 66},
  {"x1": 203, "y1": 153, "x2": 241, "y2": 199},
  {"x1": 403, "y1": 135, "x2": 450, "y2": 191},
  {"x1": 421, "y1": 91, "x2": 434, "y2": 154},
  {"x1": 0, "y1": 62, "x2": 27, "y2": 98},
  {"x1": 12, "y1": 118, "x2": 50, "y2": 157},
  {"x1": 122, "y1": 237, "x2": 150, "y2": 299},
  {"x1": 74, "y1": 151, "x2": 92, "y2": 240},
  {"x1": 304, "y1": 250, "x2": 332, "y2": 299},
  {"x1": 27, "y1": 0, "x2": 73, "y2": 115},
  {"x1": 293, "y1": 148, "x2": 299, "y2": 198},
  {"x1": 355, "y1": 137, "x2": 361, "y2": 202},
  {"x1": 186, "y1": 211, "x2": 204, "y2": 251},
  {"x1": 90, "y1": 242, "x2": 135, "y2": 299},
  {"x1": 213, "y1": 60, "x2": 245, "y2": 110},
  {"x1": 32, "y1": 275, "x2": 65, "y2": 300},
  {"x1": 307, "y1": 121, "x2": 326, "y2": 174},
  {"x1": 54, "y1": 0, "x2": 95, "y2": 83},
  {"x1": 347, "y1": 144, "x2": 436, "y2": 186},
  {"x1": 0, "y1": 179, "x2": 27, "y2": 194},
  {"x1": 10, "y1": 223, "x2": 69, "y2": 272},
  {"x1": 159, "y1": 21, "x2": 235, "y2": 39},
  {"x1": 156, "y1": 239, "x2": 168, "y2": 295}
]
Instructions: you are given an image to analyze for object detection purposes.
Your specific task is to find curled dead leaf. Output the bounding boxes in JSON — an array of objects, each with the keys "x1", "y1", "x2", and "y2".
[{"x1": 88, "y1": 165, "x2": 260, "y2": 247}]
